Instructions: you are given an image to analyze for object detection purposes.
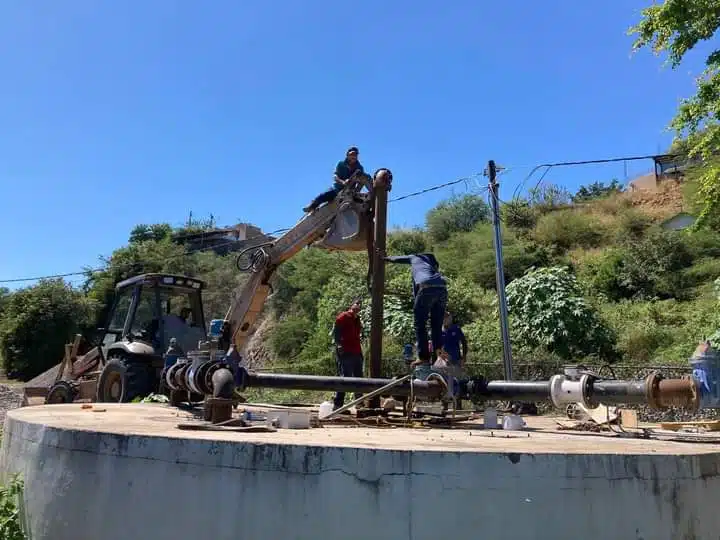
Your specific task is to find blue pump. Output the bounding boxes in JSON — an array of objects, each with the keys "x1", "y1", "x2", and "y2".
[{"x1": 690, "y1": 341, "x2": 720, "y2": 409}]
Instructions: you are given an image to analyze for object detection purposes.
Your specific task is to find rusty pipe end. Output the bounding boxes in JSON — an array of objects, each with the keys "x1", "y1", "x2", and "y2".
[
  {"x1": 645, "y1": 371, "x2": 699, "y2": 411},
  {"x1": 373, "y1": 168, "x2": 393, "y2": 190}
]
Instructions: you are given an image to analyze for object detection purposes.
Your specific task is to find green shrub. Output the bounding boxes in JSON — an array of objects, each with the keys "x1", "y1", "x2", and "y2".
[
  {"x1": 437, "y1": 225, "x2": 550, "y2": 289},
  {"x1": 613, "y1": 209, "x2": 653, "y2": 239},
  {"x1": 501, "y1": 199, "x2": 537, "y2": 231},
  {"x1": 577, "y1": 249, "x2": 632, "y2": 301},
  {"x1": 601, "y1": 297, "x2": 719, "y2": 364},
  {"x1": 387, "y1": 228, "x2": 430, "y2": 255},
  {"x1": 620, "y1": 229, "x2": 694, "y2": 299},
  {"x1": 505, "y1": 266, "x2": 618, "y2": 362},
  {"x1": 270, "y1": 315, "x2": 311, "y2": 359},
  {"x1": 0, "y1": 474, "x2": 25, "y2": 540},
  {"x1": 533, "y1": 210, "x2": 607, "y2": 252},
  {"x1": 426, "y1": 194, "x2": 490, "y2": 242}
]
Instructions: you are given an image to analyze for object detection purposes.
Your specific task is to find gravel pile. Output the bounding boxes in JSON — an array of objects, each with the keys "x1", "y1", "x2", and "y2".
[{"x1": 0, "y1": 384, "x2": 27, "y2": 425}]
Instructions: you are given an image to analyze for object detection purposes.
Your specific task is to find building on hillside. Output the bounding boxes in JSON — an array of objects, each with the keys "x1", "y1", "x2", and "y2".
[
  {"x1": 661, "y1": 212, "x2": 697, "y2": 231},
  {"x1": 628, "y1": 154, "x2": 700, "y2": 193},
  {"x1": 173, "y1": 223, "x2": 272, "y2": 256}
]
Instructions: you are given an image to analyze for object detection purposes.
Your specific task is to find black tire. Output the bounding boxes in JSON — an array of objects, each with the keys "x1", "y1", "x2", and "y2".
[
  {"x1": 45, "y1": 381, "x2": 77, "y2": 404},
  {"x1": 96, "y1": 355, "x2": 152, "y2": 403}
]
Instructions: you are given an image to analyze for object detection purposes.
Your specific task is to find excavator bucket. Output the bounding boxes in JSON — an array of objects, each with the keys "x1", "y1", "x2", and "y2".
[{"x1": 314, "y1": 201, "x2": 371, "y2": 251}]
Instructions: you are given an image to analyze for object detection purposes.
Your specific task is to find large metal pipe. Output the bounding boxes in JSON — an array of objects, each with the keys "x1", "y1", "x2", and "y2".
[
  {"x1": 590, "y1": 380, "x2": 647, "y2": 405},
  {"x1": 485, "y1": 380, "x2": 551, "y2": 402},
  {"x1": 244, "y1": 372, "x2": 445, "y2": 400}
]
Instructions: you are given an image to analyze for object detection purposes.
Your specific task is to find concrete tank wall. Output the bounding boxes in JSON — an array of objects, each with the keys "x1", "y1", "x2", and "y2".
[{"x1": 2, "y1": 405, "x2": 720, "y2": 540}]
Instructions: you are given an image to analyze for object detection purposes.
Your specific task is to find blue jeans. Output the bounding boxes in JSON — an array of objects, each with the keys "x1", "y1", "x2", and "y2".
[
  {"x1": 308, "y1": 184, "x2": 342, "y2": 210},
  {"x1": 333, "y1": 351, "x2": 364, "y2": 409},
  {"x1": 414, "y1": 286, "x2": 448, "y2": 361}
]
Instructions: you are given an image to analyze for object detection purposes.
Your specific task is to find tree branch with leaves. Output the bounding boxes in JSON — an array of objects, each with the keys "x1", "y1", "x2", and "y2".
[{"x1": 630, "y1": 0, "x2": 720, "y2": 225}]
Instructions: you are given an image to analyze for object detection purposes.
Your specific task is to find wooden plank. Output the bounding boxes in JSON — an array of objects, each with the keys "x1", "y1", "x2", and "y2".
[
  {"x1": 660, "y1": 420, "x2": 720, "y2": 432},
  {"x1": 619, "y1": 409, "x2": 638, "y2": 430}
]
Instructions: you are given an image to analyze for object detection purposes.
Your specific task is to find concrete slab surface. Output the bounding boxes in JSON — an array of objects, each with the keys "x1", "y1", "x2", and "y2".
[{"x1": 7, "y1": 402, "x2": 719, "y2": 455}]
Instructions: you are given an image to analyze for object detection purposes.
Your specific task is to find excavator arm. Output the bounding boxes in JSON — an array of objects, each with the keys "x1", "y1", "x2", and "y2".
[{"x1": 220, "y1": 171, "x2": 388, "y2": 357}]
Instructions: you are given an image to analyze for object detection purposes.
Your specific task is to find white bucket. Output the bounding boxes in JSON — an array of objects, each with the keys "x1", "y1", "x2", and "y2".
[
  {"x1": 502, "y1": 414, "x2": 525, "y2": 431},
  {"x1": 318, "y1": 401, "x2": 334, "y2": 419},
  {"x1": 267, "y1": 410, "x2": 311, "y2": 429}
]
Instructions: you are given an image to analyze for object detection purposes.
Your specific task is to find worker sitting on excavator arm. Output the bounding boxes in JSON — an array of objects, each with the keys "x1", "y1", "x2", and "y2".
[{"x1": 303, "y1": 146, "x2": 365, "y2": 213}]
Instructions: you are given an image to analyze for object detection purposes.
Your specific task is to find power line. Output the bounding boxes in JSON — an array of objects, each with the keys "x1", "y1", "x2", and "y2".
[
  {"x1": 0, "y1": 228, "x2": 291, "y2": 285},
  {"x1": 510, "y1": 153, "x2": 662, "y2": 202},
  {"x1": 0, "y1": 172, "x2": 477, "y2": 285},
  {"x1": 389, "y1": 173, "x2": 484, "y2": 202}
]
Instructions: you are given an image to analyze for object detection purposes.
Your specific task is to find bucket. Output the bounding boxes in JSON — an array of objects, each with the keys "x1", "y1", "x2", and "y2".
[
  {"x1": 267, "y1": 410, "x2": 311, "y2": 429},
  {"x1": 502, "y1": 414, "x2": 525, "y2": 431},
  {"x1": 484, "y1": 407, "x2": 498, "y2": 429},
  {"x1": 318, "y1": 401, "x2": 334, "y2": 419}
]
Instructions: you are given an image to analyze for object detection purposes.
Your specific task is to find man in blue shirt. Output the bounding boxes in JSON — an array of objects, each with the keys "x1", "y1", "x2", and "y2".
[
  {"x1": 441, "y1": 312, "x2": 467, "y2": 367},
  {"x1": 385, "y1": 253, "x2": 448, "y2": 366},
  {"x1": 303, "y1": 147, "x2": 365, "y2": 213}
]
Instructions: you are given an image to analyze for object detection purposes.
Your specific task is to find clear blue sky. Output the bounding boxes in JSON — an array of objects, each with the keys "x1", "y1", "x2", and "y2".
[{"x1": 0, "y1": 0, "x2": 711, "y2": 289}]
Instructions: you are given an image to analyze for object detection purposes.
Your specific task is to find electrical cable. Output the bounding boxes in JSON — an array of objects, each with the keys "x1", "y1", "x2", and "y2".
[{"x1": 0, "y1": 172, "x2": 479, "y2": 284}]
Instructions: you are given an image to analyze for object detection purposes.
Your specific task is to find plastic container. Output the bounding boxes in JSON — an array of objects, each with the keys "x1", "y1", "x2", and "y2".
[
  {"x1": 209, "y1": 319, "x2": 225, "y2": 338},
  {"x1": 318, "y1": 401, "x2": 334, "y2": 419},
  {"x1": 484, "y1": 407, "x2": 498, "y2": 429},
  {"x1": 502, "y1": 414, "x2": 525, "y2": 431},
  {"x1": 268, "y1": 410, "x2": 311, "y2": 429}
]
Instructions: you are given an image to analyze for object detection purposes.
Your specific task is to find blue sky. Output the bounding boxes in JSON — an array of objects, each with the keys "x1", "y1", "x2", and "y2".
[{"x1": 0, "y1": 1, "x2": 712, "y2": 289}]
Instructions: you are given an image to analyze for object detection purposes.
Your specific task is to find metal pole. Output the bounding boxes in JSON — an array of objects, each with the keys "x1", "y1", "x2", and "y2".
[
  {"x1": 369, "y1": 169, "x2": 391, "y2": 407},
  {"x1": 487, "y1": 160, "x2": 514, "y2": 380}
]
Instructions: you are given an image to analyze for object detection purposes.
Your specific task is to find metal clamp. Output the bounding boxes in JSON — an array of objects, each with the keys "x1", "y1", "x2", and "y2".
[{"x1": 549, "y1": 374, "x2": 597, "y2": 410}]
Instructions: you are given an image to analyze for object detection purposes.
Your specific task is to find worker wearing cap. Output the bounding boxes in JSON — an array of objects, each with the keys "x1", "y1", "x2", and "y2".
[
  {"x1": 384, "y1": 253, "x2": 448, "y2": 367},
  {"x1": 303, "y1": 147, "x2": 365, "y2": 213},
  {"x1": 332, "y1": 298, "x2": 365, "y2": 410}
]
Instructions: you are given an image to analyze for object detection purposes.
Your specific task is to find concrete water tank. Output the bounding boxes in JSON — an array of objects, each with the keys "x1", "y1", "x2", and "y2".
[{"x1": 2, "y1": 403, "x2": 719, "y2": 540}]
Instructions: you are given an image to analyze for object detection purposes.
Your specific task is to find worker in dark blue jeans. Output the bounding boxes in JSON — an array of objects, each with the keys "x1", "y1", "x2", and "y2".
[
  {"x1": 303, "y1": 147, "x2": 365, "y2": 213},
  {"x1": 385, "y1": 253, "x2": 448, "y2": 367}
]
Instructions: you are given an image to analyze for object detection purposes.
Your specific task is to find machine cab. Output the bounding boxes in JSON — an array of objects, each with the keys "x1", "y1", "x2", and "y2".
[{"x1": 103, "y1": 273, "x2": 207, "y2": 357}]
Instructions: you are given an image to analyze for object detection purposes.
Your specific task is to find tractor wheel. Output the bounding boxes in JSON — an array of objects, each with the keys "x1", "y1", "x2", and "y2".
[
  {"x1": 45, "y1": 381, "x2": 77, "y2": 404},
  {"x1": 96, "y1": 355, "x2": 152, "y2": 403}
]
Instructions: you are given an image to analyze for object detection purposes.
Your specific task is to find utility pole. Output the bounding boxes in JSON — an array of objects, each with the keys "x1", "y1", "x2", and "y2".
[
  {"x1": 368, "y1": 169, "x2": 392, "y2": 407},
  {"x1": 487, "y1": 160, "x2": 514, "y2": 380}
]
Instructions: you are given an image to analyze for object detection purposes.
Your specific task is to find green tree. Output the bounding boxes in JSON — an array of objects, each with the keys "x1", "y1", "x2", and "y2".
[
  {"x1": 506, "y1": 266, "x2": 618, "y2": 362},
  {"x1": 387, "y1": 228, "x2": 430, "y2": 255},
  {"x1": 425, "y1": 194, "x2": 490, "y2": 242},
  {"x1": 630, "y1": 1, "x2": 720, "y2": 225},
  {"x1": 0, "y1": 279, "x2": 97, "y2": 380},
  {"x1": 128, "y1": 223, "x2": 173, "y2": 244},
  {"x1": 573, "y1": 180, "x2": 624, "y2": 202}
]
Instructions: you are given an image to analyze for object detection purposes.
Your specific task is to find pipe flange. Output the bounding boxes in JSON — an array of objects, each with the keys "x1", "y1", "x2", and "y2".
[
  {"x1": 579, "y1": 374, "x2": 599, "y2": 409},
  {"x1": 194, "y1": 360, "x2": 218, "y2": 395},
  {"x1": 187, "y1": 363, "x2": 202, "y2": 395},
  {"x1": 165, "y1": 362, "x2": 185, "y2": 391},
  {"x1": 645, "y1": 371, "x2": 664, "y2": 411}
]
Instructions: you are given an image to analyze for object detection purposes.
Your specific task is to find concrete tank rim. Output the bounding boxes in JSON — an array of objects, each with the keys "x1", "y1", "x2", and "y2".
[{"x1": 5, "y1": 403, "x2": 720, "y2": 458}]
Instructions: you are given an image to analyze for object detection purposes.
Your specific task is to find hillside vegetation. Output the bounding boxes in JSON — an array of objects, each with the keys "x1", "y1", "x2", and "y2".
[{"x1": 2, "y1": 174, "x2": 720, "y2": 384}]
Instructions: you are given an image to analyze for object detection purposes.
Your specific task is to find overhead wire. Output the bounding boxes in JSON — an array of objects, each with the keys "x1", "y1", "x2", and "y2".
[{"x1": 0, "y1": 172, "x2": 482, "y2": 285}]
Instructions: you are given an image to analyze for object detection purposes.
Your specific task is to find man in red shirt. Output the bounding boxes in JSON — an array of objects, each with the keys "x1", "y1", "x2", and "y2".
[{"x1": 332, "y1": 298, "x2": 364, "y2": 410}]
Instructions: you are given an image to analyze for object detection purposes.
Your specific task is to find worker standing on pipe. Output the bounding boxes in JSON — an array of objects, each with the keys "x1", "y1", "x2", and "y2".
[
  {"x1": 303, "y1": 146, "x2": 365, "y2": 213},
  {"x1": 385, "y1": 253, "x2": 448, "y2": 367},
  {"x1": 332, "y1": 298, "x2": 365, "y2": 411}
]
